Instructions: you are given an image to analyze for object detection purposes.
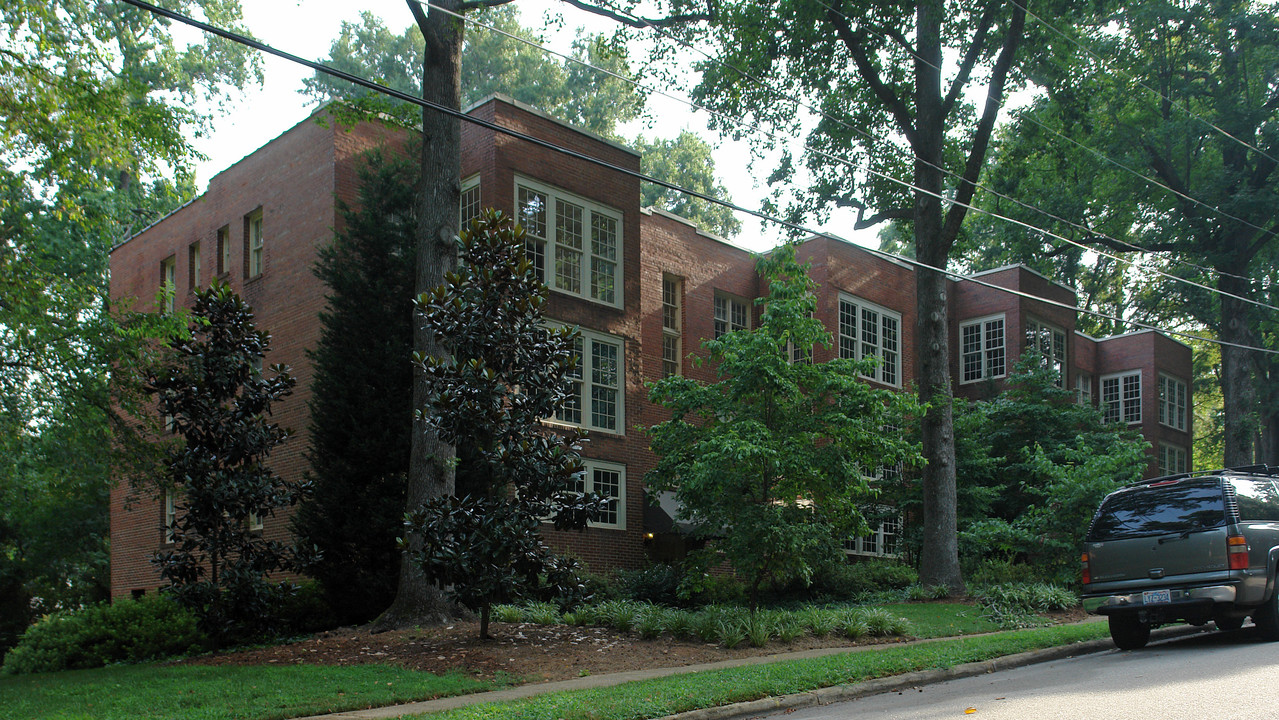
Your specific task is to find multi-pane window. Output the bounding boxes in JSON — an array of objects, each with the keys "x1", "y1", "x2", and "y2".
[
  {"x1": 661, "y1": 275, "x2": 682, "y2": 378},
  {"x1": 216, "y1": 226, "x2": 231, "y2": 276},
  {"x1": 553, "y1": 327, "x2": 623, "y2": 433},
  {"x1": 1159, "y1": 374, "x2": 1188, "y2": 431},
  {"x1": 164, "y1": 489, "x2": 177, "y2": 544},
  {"x1": 1159, "y1": 442, "x2": 1188, "y2": 476},
  {"x1": 1102, "y1": 371, "x2": 1142, "y2": 424},
  {"x1": 246, "y1": 209, "x2": 264, "y2": 277},
  {"x1": 188, "y1": 242, "x2": 201, "y2": 290},
  {"x1": 565, "y1": 460, "x2": 626, "y2": 529},
  {"x1": 838, "y1": 294, "x2": 901, "y2": 387},
  {"x1": 516, "y1": 178, "x2": 621, "y2": 306},
  {"x1": 959, "y1": 315, "x2": 1006, "y2": 383},
  {"x1": 1076, "y1": 371, "x2": 1093, "y2": 406},
  {"x1": 713, "y1": 293, "x2": 749, "y2": 338},
  {"x1": 1025, "y1": 317, "x2": 1066, "y2": 386},
  {"x1": 160, "y1": 256, "x2": 176, "y2": 313},
  {"x1": 845, "y1": 510, "x2": 901, "y2": 558},
  {"x1": 459, "y1": 176, "x2": 481, "y2": 228}
]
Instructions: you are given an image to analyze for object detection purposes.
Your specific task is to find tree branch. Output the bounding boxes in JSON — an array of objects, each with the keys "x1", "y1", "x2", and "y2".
[
  {"x1": 942, "y1": 0, "x2": 1026, "y2": 240},
  {"x1": 554, "y1": 0, "x2": 714, "y2": 28},
  {"x1": 942, "y1": 1, "x2": 999, "y2": 117},
  {"x1": 825, "y1": 9, "x2": 918, "y2": 146},
  {"x1": 1140, "y1": 140, "x2": 1203, "y2": 222},
  {"x1": 456, "y1": 0, "x2": 518, "y2": 9}
]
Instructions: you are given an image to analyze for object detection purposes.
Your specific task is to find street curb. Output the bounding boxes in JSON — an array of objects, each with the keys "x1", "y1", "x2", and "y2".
[{"x1": 652, "y1": 624, "x2": 1208, "y2": 720}]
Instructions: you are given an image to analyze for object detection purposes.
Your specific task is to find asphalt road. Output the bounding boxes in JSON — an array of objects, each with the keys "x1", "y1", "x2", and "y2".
[{"x1": 765, "y1": 626, "x2": 1279, "y2": 720}]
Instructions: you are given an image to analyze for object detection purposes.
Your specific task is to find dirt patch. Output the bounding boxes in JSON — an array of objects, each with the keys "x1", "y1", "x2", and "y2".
[
  {"x1": 179, "y1": 604, "x2": 1087, "y2": 684},
  {"x1": 181, "y1": 620, "x2": 911, "y2": 683}
]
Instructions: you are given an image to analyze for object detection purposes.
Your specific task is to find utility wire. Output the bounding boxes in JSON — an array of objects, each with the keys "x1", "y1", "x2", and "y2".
[
  {"x1": 546, "y1": 0, "x2": 1278, "y2": 312},
  {"x1": 810, "y1": 0, "x2": 1274, "y2": 279},
  {"x1": 117, "y1": 0, "x2": 1279, "y2": 356},
  {"x1": 1014, "y1": 0, "x2": 1279, "y2": 167}
]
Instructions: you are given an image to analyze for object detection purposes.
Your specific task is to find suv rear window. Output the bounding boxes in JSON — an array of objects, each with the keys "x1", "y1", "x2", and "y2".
[{"x1": 1088, "y1": 479, "x2": 1226, "y2": 541}]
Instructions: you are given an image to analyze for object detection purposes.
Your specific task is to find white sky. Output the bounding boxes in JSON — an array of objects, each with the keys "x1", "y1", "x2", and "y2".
[{"x1": 187, "y1": 0, "x2": 879, "y2": 253}]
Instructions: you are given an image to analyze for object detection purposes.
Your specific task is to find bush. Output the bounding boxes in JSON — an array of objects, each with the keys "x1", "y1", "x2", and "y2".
[
  {"x1": 2, "y1": 595, "x2": 204, "y2": 674},
  {"x1": 811, "y1": 561, "x2": 918, "y2": 600},
  {"x1": 614, "y1": 564, "x2": 683, "y2": 606},
  {"x1": 276, "y1": 582, "x2": 340, "y2": 635}
]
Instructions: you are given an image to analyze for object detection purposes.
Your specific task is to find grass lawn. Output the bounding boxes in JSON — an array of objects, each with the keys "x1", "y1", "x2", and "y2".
[
  {"x1": 417, "y1": 623, "x2": 1110, "y2": 720},
  {"x1": 0, "y1": 604, "x2": 1087, "y2": 720},
  {"x1": 883, "y1": 602, "x2": 1005, "y2": 637},
  {"x1": 0, "y1": 663, "x2": 502, "y2": 720}
]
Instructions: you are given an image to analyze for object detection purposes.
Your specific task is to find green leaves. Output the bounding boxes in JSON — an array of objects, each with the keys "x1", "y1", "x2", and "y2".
[{"x1": 647, "y1": 244, "x2": 921, "y2": 609}]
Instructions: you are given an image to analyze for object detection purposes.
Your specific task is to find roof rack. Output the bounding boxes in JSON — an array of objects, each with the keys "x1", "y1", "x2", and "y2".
[{"x1": 1122, "y1": 465, "x2": 1279, "y2": 488}]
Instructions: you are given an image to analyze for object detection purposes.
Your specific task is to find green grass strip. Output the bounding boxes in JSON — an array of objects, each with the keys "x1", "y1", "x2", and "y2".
[
  {"x1": 0, "y1": 663, "x2": 500, "y2": 720},
  {"x1": 412, "y1": 623, "x2": 1108, "y2": 720},
  {"x1": 878, "y1": 603, "x2": 1004, "y2": 637}
]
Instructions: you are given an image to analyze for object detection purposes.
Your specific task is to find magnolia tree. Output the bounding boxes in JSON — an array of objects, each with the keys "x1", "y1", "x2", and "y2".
[
  {"x1": 406, "y1": 210, "x2": 607, "y2": 639},
  {"x1": 647, "y1": 245, "x2": 921, "y2": 612},
  {"x1": 147, "y1": 282, "x2": 309, "y2": 645}
]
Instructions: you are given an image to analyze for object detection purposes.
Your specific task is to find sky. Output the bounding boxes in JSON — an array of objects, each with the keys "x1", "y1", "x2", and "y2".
[{"x1": 185, "y1": 0, "x2": 879, "y2": 253}]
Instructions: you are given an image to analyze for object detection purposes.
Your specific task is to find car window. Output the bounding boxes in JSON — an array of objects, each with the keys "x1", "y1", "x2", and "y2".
[
  {"x1": 1231, "y1": 477, "x2": 1279, "y2": 522},
  {"x1": 1088, "y1": 479, "x2": 1226, "y2": 540}
]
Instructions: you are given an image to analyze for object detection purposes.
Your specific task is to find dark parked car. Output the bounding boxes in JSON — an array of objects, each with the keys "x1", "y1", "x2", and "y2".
[{"x1": 1082, "y1": 466, "x2": 1279, "y2": 649}]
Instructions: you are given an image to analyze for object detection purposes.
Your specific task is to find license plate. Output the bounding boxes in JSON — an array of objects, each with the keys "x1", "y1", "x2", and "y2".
[{"x1": 1143, "y1": 589, "x2": 1171, "y2": 605}]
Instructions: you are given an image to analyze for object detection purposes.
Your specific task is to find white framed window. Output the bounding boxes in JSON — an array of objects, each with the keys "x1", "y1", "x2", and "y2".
[
  {"x1": 160, "y1": 256, "x2": 176, "y2": 313},
  {"x1": 248, "y1": 511, "x2": 263, "y2": 532},
  {"x1": 1025, "y1": 317, "x2": 1067, "y2": 386},
  {"x1": 246, "y1": 209, "x2": 264, "y2": 277},
  {"x1": 1159, "y1": 374, "x2": 1188, "y2": 432},
  {"x1": 845, "y1": 510, "x2": 901, "y2": 558},
  {"x1": 662, "y1": 275, "x2": 682, "y2": 378},
  {"x1": 459, "y1": 174, "x2": 481, "y2": 229},
  {"x1": 164, "y1": 489, "x2": 177, "y2": 544},
  {"x1": 837, "y1": 294, "x2": 902, "y2": 387},
  {"x1": 1102, "y1": 371, "x2": 1142, "y2": 424},
  {"x1": 959, "y1": 315, "x2": 1006, "y2": 384},
  {"x1": 217, "y1": 225, "x2": 231, "y2": 276},
  {"x1": 188, "y1": 242, "x2": 201, "y2": 290},
  {"x1": 567, "y1": 459, "x2": 626, "y2": 530},
  {"x1": 1076, "y1": 371, "x2": 1093, "y2": 406},
  {"x1": 516, "y1": 177, "x2": 622, "y2": 307},
  {"x1": 552, "y1": 326, "x2": 624, "y2": 434},
  {"x1": 1158, "y1": 442, "x2": 1188, "y2": 476},
  {"x1": 713, "y1": 292, "x2": 750, "y2": 338}
]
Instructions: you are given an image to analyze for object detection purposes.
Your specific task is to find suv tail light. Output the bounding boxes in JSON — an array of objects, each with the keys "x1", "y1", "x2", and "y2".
[
  {"x1": 1081, "y1": 552, "x2": 1091, "y2": 585},
  {"x1": 1228, "y1": 535, "x2": 1249, "y2": 570}
]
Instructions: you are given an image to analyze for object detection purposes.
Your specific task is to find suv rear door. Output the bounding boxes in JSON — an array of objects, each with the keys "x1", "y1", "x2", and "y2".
[{"x1": 1085, "y1": 478, "x2": 1231, "y2": 592}]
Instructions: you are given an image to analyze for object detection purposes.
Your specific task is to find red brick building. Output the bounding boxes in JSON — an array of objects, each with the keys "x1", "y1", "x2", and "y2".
[{"x1": 108, "y1": 96, "x2": 1193, "y2": 597}]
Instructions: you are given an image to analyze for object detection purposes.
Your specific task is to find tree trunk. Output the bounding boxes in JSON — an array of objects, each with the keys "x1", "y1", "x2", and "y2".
[
  {"x1": 912, "y1": 0, "x2": 964, "y2": 596},
  {"x1": 379, "y1": 0, "x2": 464, "y2": 628},
  {"x1": 1220, "y1": 271, "x2": 1258, "y2": 468}
]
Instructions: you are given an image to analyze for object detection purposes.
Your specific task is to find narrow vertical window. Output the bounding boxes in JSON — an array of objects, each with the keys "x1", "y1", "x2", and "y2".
[
  {"x1": 188, "y1": 242, "x2": 201, "y2": 290},
  {"x1": 518, "y1": 185, "x2": 547, "y2": 281},
  {"x1": 164, "y1": 489, "x2": 177, "y2": 544},
  {"x1": 1159, "y1": 374, "x2": 1188, "y2": 431},
  {"x1": 459, "y1": 176, "x2": 481, "y2": 228},
  {"x1": 246, "y1": 209, "x2": 264, "y2": 277},
  {"x1": 1076, "y1": 372, "x2": 1093, "y2": 405},
  {"x1": 661, "y1": 275, "x2": 682, "y2": 378},
  {"x1": 160, "y1": 256, "x2": 176, "y2": 313},
  {"x1": 216, "y1": 226, "x2": 231, "y2": 276}
]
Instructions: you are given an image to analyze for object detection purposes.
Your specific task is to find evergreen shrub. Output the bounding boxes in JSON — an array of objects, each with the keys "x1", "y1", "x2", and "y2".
[{"x1": 2, "y1": 595, "x2": 203, "y2": 674}]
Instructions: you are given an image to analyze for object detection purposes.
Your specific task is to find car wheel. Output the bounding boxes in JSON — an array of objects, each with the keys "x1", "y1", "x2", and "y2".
[
  {"x1": 1254, "y1": 588, "x2": 1279, "y2": 641},
  {"x1": 1109, "y1": 614, "x2": 1150, "y2": 650},
  {"x1": 1216, "y1": 615, "x2": 1245, "y2": 632}
]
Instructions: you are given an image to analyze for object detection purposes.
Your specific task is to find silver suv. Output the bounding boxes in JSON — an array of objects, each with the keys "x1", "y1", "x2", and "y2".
[{"x1": 1082, "y1": 467, "x2": 1279, "y2": 649}]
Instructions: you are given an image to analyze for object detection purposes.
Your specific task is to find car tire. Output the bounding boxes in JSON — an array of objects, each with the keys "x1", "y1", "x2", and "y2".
[
  {"x1": 1216, "y1": 615, "x2": 1245, "y2": 632},
  {"x1": 1254, "y1": 588, "x2": 1279, "y2": 641},
  {"x1": 1109, "y1": 614, "x2": 1150, "y2": 650}
]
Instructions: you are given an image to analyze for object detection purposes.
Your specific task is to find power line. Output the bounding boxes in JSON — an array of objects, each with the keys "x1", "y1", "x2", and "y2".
[
  {"x1": 1015, "y1": 0, "x2": 1279, "y2": 168},
  {"x1": 545, "y1": 0, "x2": 1279, "y2": 313},
  {"x1": 116, "y1": 0, "x2": 1279, "y2": 356},
  {"x1": 810, "y1": 0, "x2": 1273, "y2": 280}
]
